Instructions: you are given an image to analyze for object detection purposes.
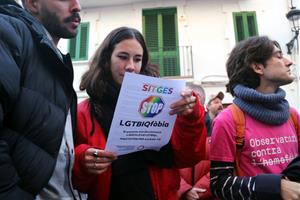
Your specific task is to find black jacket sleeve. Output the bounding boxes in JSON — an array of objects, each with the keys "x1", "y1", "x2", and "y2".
[
  {"x1": 0, "y1": 140, "x2": 34, "y2": 199},
  {"x1": 210, "y1": 161, "x2": 283, "y2": 200},
  {"x1": 0, "y1": 12, "x2": 34, "y2": 199}
]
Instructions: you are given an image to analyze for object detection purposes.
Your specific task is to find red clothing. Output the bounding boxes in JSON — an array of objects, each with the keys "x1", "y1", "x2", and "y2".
[
  {"x1": 73, "y1": 99, "x2": 206, "y2": 200},
  {"x1": 178, "y1": 137, "x2": 215, "y2": 200}
]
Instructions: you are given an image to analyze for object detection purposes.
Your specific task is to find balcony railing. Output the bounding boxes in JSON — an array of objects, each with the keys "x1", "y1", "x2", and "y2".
[{"x1": 149, "y1": 45, "x2": 193, "y2": 79}]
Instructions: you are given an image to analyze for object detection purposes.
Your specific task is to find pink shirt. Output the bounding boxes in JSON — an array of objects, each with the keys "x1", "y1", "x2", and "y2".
[{"x1": 210, "y1": 108, "x2": 298, "y2": 176}]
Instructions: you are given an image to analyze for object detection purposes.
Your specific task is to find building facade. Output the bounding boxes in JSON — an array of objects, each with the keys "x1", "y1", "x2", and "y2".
[{"x1": 56, "y1": 0, "x2": 299, "y2": 108}]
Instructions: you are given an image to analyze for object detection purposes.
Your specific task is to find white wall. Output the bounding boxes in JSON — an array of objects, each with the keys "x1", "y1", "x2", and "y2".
[{"x1": 59, "y1": 0, "x2": 298, "y2": 107}]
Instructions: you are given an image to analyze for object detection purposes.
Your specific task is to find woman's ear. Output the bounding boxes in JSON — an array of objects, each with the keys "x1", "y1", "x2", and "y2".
[{"x1": 250, "y1": 62, "x2": 264, "y2": 76}]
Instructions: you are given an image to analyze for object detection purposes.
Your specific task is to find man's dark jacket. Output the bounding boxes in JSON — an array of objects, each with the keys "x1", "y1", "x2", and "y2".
[{"x1": 0, "y1": 2, "x2": 77, "y2": 199}]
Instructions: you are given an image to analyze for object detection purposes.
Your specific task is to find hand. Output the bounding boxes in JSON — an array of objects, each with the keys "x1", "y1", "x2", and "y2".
[
  {"x1": 83, "y1": 148, "x2": 117, "y2": 174},
  {"x1": 281, "y1": 178, "x2": 300, "y2": 200},
  {"x1": 184, "y1": 187, "x2": 206, "y2": 200},
  {"x1": 169, "y1": 89, "x2": 197, "y2": 116}
]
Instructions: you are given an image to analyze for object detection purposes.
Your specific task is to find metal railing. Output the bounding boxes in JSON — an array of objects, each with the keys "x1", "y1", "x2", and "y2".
[{"x1": 149, "y1": 45, "x2": 193, "y2": 78}]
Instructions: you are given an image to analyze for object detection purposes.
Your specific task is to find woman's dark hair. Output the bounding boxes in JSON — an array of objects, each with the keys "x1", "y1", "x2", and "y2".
[
  {"x1": 80, "y1": 27, "x2": 159, "y2": 135},
  {"x1": 226, "y1": 36, "x2": 281, "y2": 96},
  {"x1": 80, "y1": 26, "x2": 151, "y2": 102}
]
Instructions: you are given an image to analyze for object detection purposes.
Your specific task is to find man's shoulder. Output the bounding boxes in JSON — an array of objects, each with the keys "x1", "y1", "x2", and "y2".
[
  {"x1": 290, "y1": 107, "x2": 299, "y2": 115},
  {"x1": 0, "y1": 4, "x2": 41, "y2": 37},
  {"x1": 0, "y1": 14, "x2": 34, "y2": 59},
  {"x1": 0, "y1": 1, "x2": 21, "y2": 6},
  {"x1": 0, "y1": 3, "x2": 23, "y2": 22},
  {"x1": 214, "y1": 107, "x2": 233, "y2": 122},
  {"x1": 0, "y1": 9, "x2": 31, "y2": 38}
]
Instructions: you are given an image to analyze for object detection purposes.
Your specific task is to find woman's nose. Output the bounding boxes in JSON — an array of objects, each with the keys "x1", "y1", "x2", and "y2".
[{"x1": 125, "y1": 59, "x2": 135, "y2": 72}]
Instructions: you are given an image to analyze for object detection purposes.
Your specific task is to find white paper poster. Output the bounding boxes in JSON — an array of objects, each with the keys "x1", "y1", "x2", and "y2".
[{"x1": 105, "y1": 72, "x2": 186, "y2": 155}]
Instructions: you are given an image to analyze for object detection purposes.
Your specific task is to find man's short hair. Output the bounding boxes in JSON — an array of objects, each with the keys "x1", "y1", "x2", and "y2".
[{"x1": 207, "y1": 91, "x2": 224, "y2": 106}]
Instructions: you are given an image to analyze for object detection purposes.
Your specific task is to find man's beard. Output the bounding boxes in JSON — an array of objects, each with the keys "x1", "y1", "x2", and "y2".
[{"x1": 40, "y1": 6, "x2": 80, "y2": 39}]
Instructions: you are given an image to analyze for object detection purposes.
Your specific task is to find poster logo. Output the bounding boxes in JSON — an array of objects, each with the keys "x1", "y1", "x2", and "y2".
[{"x1": 139, "y1": 96, "x2": 165, "y2": 117}]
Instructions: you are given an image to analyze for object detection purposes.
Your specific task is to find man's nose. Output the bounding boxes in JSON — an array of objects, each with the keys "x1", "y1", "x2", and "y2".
[
  {"x1": 284, "y1": 56, "x2": 293, "y2": 67},
  {"x1": 71, "y1": 0, "x2": 81, "y2": 13}
]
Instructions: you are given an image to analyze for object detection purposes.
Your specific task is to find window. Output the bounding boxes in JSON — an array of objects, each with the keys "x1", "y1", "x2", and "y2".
[
  {"x1": 233, "y1": 12, "x2": 258, "y2": 42},
  {"x1": 143, "y1": 8, "x2": 180, "y2": 77},
  {"x1": 69, "y1": 22, "x2": 89, "y2": 61}
]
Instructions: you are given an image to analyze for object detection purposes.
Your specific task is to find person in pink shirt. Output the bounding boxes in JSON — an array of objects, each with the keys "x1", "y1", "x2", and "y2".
[{"x1": 210, "y1": 36, "x2": 300, "y2": 200}]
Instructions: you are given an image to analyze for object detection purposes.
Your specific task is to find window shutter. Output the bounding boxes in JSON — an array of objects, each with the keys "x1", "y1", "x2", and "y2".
[
  {"x1": 143, "y1": 8, "x2": 180, "y2": 77},
  {"x1": 144, "y1": 13, "x2": 159, "y2": 51},
  {"x1": 68, "y1": 22, "x2": 89, "y2": 61},
  {"x1": 162, "y1": 12, "x2": 178, "y2": 76},
  {"x1": 69, "y1": 37, "x2": 77, "y2": 59},
  {"x1": 233, "y1": 12, "x2": 258, "y2": 42},
  {"x1": 162, "y1": 13, "x2": 176, "y2": 51},
  {"x1": 247, "y1": 14, "x2": 257, "y2": 37},
  {"x1": 235, "y1": 15, "x2": 245, "y2": 41},
  {"x1": 79, "y1": 23, "x2": 89, "y2": 59}
]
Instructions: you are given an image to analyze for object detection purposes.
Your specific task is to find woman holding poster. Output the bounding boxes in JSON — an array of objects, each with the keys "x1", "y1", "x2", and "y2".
[{"x1": 73, "y1": 27, "x2": 207, "y2": 200}]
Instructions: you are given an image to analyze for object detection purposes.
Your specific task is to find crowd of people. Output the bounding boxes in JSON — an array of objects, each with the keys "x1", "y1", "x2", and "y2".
[{"x1": 0, "y1": 0, "x2": 300, "y2": 200}]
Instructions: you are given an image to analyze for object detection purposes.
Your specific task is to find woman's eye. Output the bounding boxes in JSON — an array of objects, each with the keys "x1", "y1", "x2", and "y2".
[
  {"x1": 118, "y1": 55, "x2": 127, "y2": 60},
  {"x1": 135, "y1": 58, "x2": 142, "y2": 63}
]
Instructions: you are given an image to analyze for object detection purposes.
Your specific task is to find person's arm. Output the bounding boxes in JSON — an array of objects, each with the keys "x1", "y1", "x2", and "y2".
[
  {"x1": 193, "y1": 172, "x2": 211, "y2": 199},
  {"x1": 210, "y1": 161, "x2": 257, "y2": 199},
  {"x1": 170, "y1": 92, "x2": 206, "y2": 167},
  {"x1": 72, "y1": 105, "x2": 98, "y2": 192},
  {"x1": 0, "y1": 16, "x2": 34, "y2": 199},
  {"x1": 146, "y1": 89, "x2": 206, "y2": 168},
  {"x1": 183, "y1": 140, "x2": 212, "y2": 200},
  {"x1": 178, "y1": 168, "x2": 193, "y2": 199},
  {"x1": 179, "y1": 174, "x2": 209, "y2": 200},
  {"x1": 280, "y1": 178, "x2": 300, "y2": 200},
  {"x1": 192, "y1": 138, "x2": 212, "y2": 200},
  {"x1": 210, "y1": 161, "x2": 290, "y2": 200},
  {"x1": 0, "y1": 138, "x2": 34, "y2": 200},
  {"x1": 73, "y1": 102, "x2": 116, "y2": 193},
  {"x1": 73, "y1": 145, "x2": 95, "y2": 192}
]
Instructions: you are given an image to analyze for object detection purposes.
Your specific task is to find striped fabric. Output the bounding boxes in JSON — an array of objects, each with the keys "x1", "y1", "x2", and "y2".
[{"x1": 210, "y1": 161, "x2": 256, "y2": 200}]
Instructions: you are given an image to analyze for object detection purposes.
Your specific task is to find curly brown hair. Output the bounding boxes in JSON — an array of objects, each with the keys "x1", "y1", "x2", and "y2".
[{"x1": 226, "y1": 36, "x2": 281, "y2": 96}]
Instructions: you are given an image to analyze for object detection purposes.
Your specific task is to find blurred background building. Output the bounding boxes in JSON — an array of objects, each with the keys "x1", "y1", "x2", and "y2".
[{"x1": 17, "y1": 0, "x2": 300, "y2": 108}]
